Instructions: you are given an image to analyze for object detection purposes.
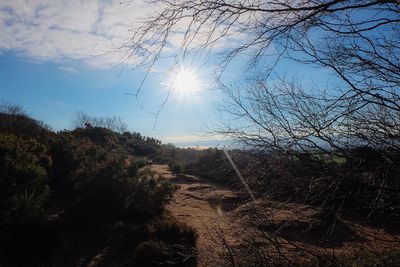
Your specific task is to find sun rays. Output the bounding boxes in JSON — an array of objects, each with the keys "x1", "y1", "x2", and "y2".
[{"x1": 169, "y1": 66, "x2": 202, "y2": 98}]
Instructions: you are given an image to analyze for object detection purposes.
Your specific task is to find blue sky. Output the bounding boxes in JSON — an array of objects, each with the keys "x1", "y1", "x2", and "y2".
[
  {"x1": 0, "y1": 51, "x2": 226, "y2": 144},
  {"x1": 0, "y1": 0, "x2": 229, "y2": 144},
  {"x1": 0, "y1": 0, "x2": 333, "y2": 146}
]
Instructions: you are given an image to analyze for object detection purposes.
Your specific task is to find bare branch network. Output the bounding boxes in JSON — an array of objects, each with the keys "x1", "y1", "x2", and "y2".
[
  {"x1": 126, "y1": 0, "x2": 399, "y2": 152},
  {"x1": 122, "y1": 2, "x2": 400, "y2": 264}
]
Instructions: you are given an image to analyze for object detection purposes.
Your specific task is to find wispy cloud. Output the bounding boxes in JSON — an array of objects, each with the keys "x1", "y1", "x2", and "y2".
[
  {"x1": 58, "y1": 65, "x2": 78, "y2": 73},
  {"x1": 159, "y1": 134, "x2": 225, "y2": 144},
  {"x1": 0, "y1": 0, "x2": 149, "y2": 68}
]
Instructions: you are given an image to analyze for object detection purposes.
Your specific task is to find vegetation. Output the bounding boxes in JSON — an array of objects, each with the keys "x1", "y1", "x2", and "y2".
[
  {"x1": 301, "y1": 249, "x2": 400, "y2": 267},
  {"x1": 174, "y1": 146, "x2": 400, "y2": 230},
  {"x1": 2, "y1": 0, "x2": 399, "y2": 265},
  {"x1": 0, "y1": 106, "x2": 196, "y2": 267},
  {"x1": 1, "y1": 102, "x2": 399, "y2": 266},
  {"x1": 127, "y1": 2, "x2": 400, "y2": 264},
  {"x1": 160, "y1": 144, "x2": 400, "y2": 265}
]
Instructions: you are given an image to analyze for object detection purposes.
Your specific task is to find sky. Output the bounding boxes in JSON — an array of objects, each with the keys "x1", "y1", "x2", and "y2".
[
  {"x1": 0, "y1": 0, "x2": 229, "y2": 145},
  {"x1": 0, "y1": 0, "x2": 331, "y2": 146}
]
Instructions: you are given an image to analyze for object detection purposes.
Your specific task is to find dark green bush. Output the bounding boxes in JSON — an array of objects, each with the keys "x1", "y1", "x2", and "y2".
[
  {"x1": 134, "y1": 240, "x2": 168, "y2": 265},
  {"x1": 0, "y1": 110, "x2": 193, "y2": 267},
  {"x1": 152, "y1": 156, "x2": 172, "y2": 164},
  {"x1": 0, "y1": 113, "x2": 51, "y2": 140},
  {"x1": 0, "y1": 133, "x2": 51, "y2": 222},
  {"x1": 0, "y1": 133, "x2": 54, "y2": 266},
  {"x1": 123, "y1": 171, "x2": 176, "y2": 219},
  {"x1": 170, "y1": 162, "x2": 182, "y2": 173},
  {"x1": 127, "y1": 161, "x2": 139, "y2": 177},
  {"x1": 109, "y1": 222, "x2": 147, "y2": 250},
  {"x1": 126, "y1": 157, "x2": 148, "y2": 177},
  {"x1": 12, "y1": 186, "x2": 50, "y2": 225},
  {"x1": 147, "y1": 213, "x2": 197, "y2": 246}
]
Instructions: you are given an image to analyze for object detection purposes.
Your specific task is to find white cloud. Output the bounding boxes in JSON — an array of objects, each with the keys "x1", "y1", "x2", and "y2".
[
  {"x1": 159, "y1": 134, "x2": 225, "y2": 144},
  {"x1": 58, "y1": 65, "x2": 78, "y2": 73},
  {"x1": 0, "y1": 0, "x2": 252, "y2": 70},
  {"x1": 0, "y1": 0, "x2": 148, "y2": 68}
]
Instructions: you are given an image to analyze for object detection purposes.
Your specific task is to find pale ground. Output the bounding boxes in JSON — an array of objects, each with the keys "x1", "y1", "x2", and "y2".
[
  {"x1": 151, "y1": 164, "x2": 248, "y2": 266},
  {"x1": 151, "y1": 164, "x2": 399, "y2": 267}
]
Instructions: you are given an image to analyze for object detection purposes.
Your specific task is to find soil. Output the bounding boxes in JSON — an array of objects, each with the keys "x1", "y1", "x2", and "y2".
[{"x1": 151, "y1": 164, "x2": 399, "y2": 267}]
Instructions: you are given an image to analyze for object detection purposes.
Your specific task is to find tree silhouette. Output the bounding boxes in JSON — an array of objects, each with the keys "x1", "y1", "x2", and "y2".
[{"x1": 126, "y1": 0, "x2": 399, "y2": 153}]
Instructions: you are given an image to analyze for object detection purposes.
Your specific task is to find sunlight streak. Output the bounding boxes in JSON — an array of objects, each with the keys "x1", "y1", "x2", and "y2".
[
  {"x1": 222, "y1": 149, "x2": 255, "y2": 201},
  {"x1": 170, "y1": 66, "x2": 201, "y2": 97}
]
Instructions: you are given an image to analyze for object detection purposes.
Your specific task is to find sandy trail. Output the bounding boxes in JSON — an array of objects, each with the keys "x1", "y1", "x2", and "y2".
[
  {"x1": 151, "y1": 164, "x2": 249, "y2": 266},
  {"x1": 151, "y1": 164, "x2": 399, "y2": 267}
]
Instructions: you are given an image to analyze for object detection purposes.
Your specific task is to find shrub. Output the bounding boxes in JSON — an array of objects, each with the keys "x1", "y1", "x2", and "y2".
[
  {"x1": 12, "y1": 186, "x2": 50, "y2": 225},
  {"x1": 127, "y1": 162, "x2": 139, "y2": 177},
  {"x1": 0, "y1": 112, "x2": 51, "y2": 140},
  {"x1": 152, "y1": 156, "x2": 172, "y2": 164},
  {"x1": 0, "y1": 110, "x2": 195, "y2": 266},
  {"x1": 147, "y1": 213, "x2": 197, "y2": 246},
  {"x1": 127, "y1": 158, "x2": 148, "y2": 177},
  {"x1": 123, "y1": 173, "x2": 176, "y2": 219},
  {"x1": 109, "y1": 222, "x2": 147, "y2": 250},
  {"x1": 355, "y1": 249, "x2": 400, "y2": 267},
  {"x1": 170, "y1": 162, "x2": 182, "y2": 174},
  {"x1": 133, "y1": 240, "x2": 168, "y2": 265},
  {"x1": 0, "y1": 133, "x2": 51, "y2": 218},
  {"x1": 301, "y1": 249, "x2": 400, "y2": 267},
  {"x1": 130, "y1": 143, "x2": 157, "y2": 156}
]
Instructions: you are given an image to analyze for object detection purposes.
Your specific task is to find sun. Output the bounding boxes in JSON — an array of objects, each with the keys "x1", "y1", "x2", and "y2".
[{"x1": 171, "y1": 67, "x2": 200, "y2": 95}]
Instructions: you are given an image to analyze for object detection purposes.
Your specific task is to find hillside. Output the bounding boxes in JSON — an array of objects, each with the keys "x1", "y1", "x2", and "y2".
[
  {"x1": 1, "y1": 110, "x2": 400, "y2": 267},
  {"x1": 0, "y1": 112, "x2": 196, "y2": 267}
]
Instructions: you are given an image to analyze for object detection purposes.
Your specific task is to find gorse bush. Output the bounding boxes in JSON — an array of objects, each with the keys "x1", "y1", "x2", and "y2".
[
  {"x1": 0, "y1": 133, "x2": 51, "y2": 223},
  {"x1": 12, "y1": 186, "x2": 50, "y2": 225},
  {"x1": 134, "y1": 240, "x2": 169, "y2": 265},
  {"x1": 109, "y1": 222, "x2": 147, "y2": 250},
  {"x1": 0, "y1": 111, "x2": 196, "y2": 267},
  {"x1": 169, "y1": 162, "x2": 182, "y2": 173},
  {"x1": 126, "y1": 156, "x2": 148, "y2": 177},
  {"x1": 147, "y1": 213, "x2": 197, "y2": 247},
  {"x1": 181, "y1": 148, "x2": 238, "y2": 187},
  {"x1": 124, "y1": 168, "x2": 177, "y2": 219},
  {"x1": 0, "y1": 132, "x2": 53, "y2": 266}
]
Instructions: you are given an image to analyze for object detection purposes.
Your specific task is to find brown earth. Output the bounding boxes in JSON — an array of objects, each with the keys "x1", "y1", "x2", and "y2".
[
  {"x1": 151, "y1": 164, "x2": 248, "y2": 266},
  {"x1": 151, "y1": 164, "x2": 399, "y2": 267}
]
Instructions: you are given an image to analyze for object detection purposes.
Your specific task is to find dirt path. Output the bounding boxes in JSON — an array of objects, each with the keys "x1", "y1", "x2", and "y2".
[
  {"x1": 151, "y1": 164, "x2": 249, "y2": 266},
  {"x1": 151, "y1": 164, "x2": 399, "y2": 266}
]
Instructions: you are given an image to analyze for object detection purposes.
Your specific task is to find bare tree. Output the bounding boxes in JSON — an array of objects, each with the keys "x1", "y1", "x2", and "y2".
[
  {"x1": 127, "y1": 1, "x2": 400, "y2": 262},
  {"x1": 0, "y1": 100, "x2": 26, "y2": 115},
  {"x1": 216, "y1": 74, "x2": 400, "y2": 154},
  {"x1": 126, "y1": 0, "x2": 400, "y2": 150},
  {"x1": 73, "y1": 111, "x2": 128, "y2": 133}
]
